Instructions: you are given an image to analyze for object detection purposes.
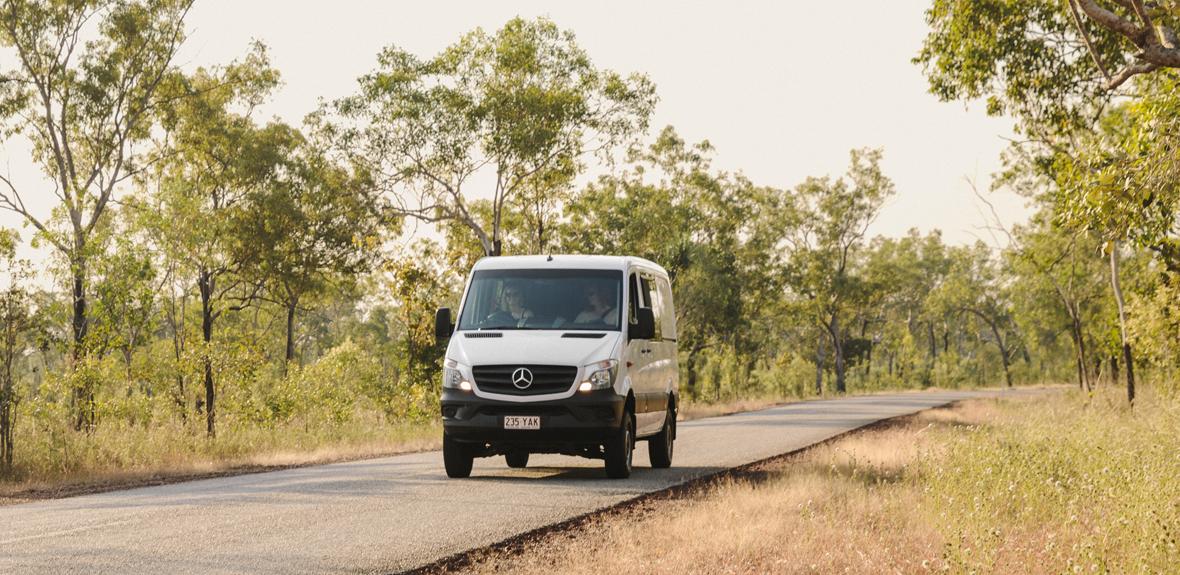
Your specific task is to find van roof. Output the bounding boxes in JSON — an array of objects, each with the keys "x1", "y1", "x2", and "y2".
[{"x1": 471, "y1": 254, "x2": 668, "y2": 275}]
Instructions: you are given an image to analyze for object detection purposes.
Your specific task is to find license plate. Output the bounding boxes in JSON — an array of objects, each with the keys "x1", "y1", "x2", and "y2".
[{"x1": 503, "y1": 415, "x2": 541, "y2": 430}]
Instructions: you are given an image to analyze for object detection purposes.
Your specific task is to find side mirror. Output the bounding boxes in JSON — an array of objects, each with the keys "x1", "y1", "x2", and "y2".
[
  {"x1": 630, "y1": 308, "x2": 656, "y2": 341},
  {"x1": 434, "y1": 308, "x2": 454, "y2": 341}
]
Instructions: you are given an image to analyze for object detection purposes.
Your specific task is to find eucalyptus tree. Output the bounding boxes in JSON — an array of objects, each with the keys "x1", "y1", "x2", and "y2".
[
  {"x1": 89, "y1": 232, "x2": 159, "y2": 380},
  {"x1": 1006, "y1": 214, "x2": 1112, "y2": 390},
  {"x1": 140, "y1": 48, "x2": 290, "y2": 437},
  {"x1": 249, "y1": 146, "x2": 386, "y2": 366},
  {"x1": 559, "y1": 127, "x2": 769, "y2": 398},
  {"x1": 320, "y1": 16, "x2": 657, "y2": 256},
  {"x1": 929, "y1": 242, "x2": 1020, "y2": 387},
  {"x1": 781, "y1": 149, "x2": 894, "y2": 394},
  {"x1": 917, "y1": 0, "x2": 1178, "y2": 401},
  {"x1": 0, "y1": 229, "x2": 33, "y2": 473},
  {"x1": 0, "y1": 0, "x2": 192, "y2": 428},
  {"x1": 917, "y1": 0, "x2": 1180, "y2": 134},
  {"x1": 1050, "y1": 83, "x2": 1180, "y2": 400}
]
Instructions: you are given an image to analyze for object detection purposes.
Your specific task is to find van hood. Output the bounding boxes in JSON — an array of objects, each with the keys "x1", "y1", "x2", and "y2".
[{"x1": 447, "y1": 331, "x2": 621, "y2": 368}]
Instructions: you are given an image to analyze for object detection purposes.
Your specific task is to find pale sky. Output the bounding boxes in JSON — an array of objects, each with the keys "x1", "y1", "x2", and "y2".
[{"x1": 1, "y1": 0, "x2": 1030, "y2": 265}]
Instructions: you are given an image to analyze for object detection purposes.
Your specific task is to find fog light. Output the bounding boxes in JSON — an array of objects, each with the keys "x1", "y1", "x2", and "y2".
[
  {"x1": 459, "y1": 381, "x2": 472, "y2": 391},
  {"x1": 578, "y1": 382, "x2": 593, "y2": 392}
]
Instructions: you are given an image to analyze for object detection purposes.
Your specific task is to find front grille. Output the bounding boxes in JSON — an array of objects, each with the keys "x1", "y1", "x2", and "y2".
[{"x1": 472, "y1": 364, "x2": 578, "y2": 395}]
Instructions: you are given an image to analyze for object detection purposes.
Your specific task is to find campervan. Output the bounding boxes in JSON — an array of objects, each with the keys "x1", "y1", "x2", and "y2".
[{"x1": 435, "y1": 255, "x2": 679, "y2": 479}]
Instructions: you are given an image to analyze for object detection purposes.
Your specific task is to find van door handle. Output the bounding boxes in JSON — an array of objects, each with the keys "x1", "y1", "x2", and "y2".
[{"x1": 640, "y1": 349, "x2": 652, "y2": 354}]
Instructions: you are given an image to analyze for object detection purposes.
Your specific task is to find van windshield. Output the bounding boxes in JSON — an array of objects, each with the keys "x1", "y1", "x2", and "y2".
[{"x1": 457, "y1": 269, "x2": 623, "y2": 331}]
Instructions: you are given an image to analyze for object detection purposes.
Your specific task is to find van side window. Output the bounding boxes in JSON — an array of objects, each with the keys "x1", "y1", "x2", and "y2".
[
  {"x1": 628, "y1": 273, "x2": 640, "y2": 325},
  {"x1": 640, "y1": 275, "x2": 662, "y2": 341},
  {"x1": 657, "y1": 277, "x2": 676, "y2": 340}
]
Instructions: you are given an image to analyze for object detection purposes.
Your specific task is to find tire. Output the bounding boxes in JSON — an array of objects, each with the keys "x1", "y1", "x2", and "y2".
[
  {"x1": 443, "y1": 432, "x2": 474, "y2": 478},
  {"x1": 648, "y1": 403, "x2": 675, "y2": 469},
  {"x1": 505, "y1": 451, "x2": 529, "y2": 469},
  {"x1": 604, "y1": 409, "x2": 635, "y2": 479}
]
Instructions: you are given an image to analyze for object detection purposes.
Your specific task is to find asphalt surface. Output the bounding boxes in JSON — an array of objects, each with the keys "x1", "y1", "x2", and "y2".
[{"x1": 0, "y1": 388, "x2": 1046, "y2": 574}]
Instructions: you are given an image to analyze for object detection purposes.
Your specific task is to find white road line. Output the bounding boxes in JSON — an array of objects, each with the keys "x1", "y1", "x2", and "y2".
[{"x1": 0, "y1": 518, "x2": 135, "y2": 545}]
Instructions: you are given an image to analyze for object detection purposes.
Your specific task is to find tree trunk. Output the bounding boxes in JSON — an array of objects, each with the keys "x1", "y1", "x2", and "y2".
[
  {"x1": 71, "y1": 254, "x2": 93, "y2": 432},
  {"x1": 814, "y1": 332, "x2": 825, "y2": 396},
  {"x1": 989, "y1": 322, "x2": 1012, "y2": 387},
  {"x1": 927, "y1": 321, "x2": 937, "y2": 364},
  {"x1": 2, "y1": 313, "x2": 17, "y2": 472},
  {"x1": 284, "y1": 296, "x2": 299, "y2": 368},
  {"x1": 0, "y1": 398, "x2": 10, "y2": 473},
  {"x1": 198, "y1": 269, "x2": 216, "y2": 438},
  {"x1": 1069, "y1": 314, "x2": 1091, "y2": 392},
  {"x1": 865, "y1": 337, "x2": 873, "y2": 378},
  {"x1": 829, "y1": 315, "x2": 846, "y2": 394},
  {"x1": 1109, "y1": 244, "x2": 1135, "y2": 405},
  {"x1": 1076, "y1": 316, "x2": 1091, "y2": 392}
]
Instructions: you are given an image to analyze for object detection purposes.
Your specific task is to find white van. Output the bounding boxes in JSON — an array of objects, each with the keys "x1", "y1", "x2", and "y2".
[{"x1": 435, "y1": 255, "x2": 679, "y2": 479}]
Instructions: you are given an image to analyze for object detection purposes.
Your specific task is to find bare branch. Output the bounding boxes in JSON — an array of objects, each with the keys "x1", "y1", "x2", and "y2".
[
  {"x1": 1108, "y1": 60, "x2": 1161, "y2": 88},
  {"x1": 1067, "y1": 0, "x2": 1114, "y2": 85},
  {"x1": 1075, "y1": 0, "x2": 1143, "y2": 40}
]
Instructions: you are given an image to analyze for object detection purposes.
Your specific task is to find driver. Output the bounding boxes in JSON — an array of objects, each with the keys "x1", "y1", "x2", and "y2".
[
  {"x1": 574, "y1": 284, "x2": 617, "y2": 326},
  {"x1": 486, "y1": 284, "x2": 533, "y2": 327}
]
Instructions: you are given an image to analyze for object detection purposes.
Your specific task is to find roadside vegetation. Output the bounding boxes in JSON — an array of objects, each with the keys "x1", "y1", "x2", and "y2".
[
  {"x1": 450, "y1": 389, "x2": 1180, "y2": 574},
  {"x1": 0, "y1": 0, "x2": 1179, "y2": 501}
]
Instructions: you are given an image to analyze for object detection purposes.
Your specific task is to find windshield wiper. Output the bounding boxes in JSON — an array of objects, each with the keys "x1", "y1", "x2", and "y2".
[{"x1": 477, "y1": 325, "x2": 553, "y2": 330}]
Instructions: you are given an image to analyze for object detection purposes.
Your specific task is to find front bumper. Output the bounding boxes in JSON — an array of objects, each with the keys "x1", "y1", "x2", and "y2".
[{"x1": 440, "y1": 388, "x2": 626, "y2": 451}]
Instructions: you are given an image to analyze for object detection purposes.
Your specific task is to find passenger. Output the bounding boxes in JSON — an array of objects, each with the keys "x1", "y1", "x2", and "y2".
[
  {"x1": 486, "y1": 284, "x2": 533, "y2": 327},
  {"x1": 574, "y1": 284, "x2": 618, "y2": 326}
]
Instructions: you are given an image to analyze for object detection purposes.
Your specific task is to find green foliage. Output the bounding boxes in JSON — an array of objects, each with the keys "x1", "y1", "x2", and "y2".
[
  {"x1": 916, "y1": 0, "x2": 1180, "y2": 389},
  {"x1": 916, "y1": 0, "x2": 1134, "y2": 135},
  {"x1": 385, "y1": 241, "x2": 458, "y2": 414},
  {"x1": 781, "y1": 148, "x2": 895, "y2": 393},
  {"x1": 323, "y1": 16, "x2": 657, "y2": 256},
  {"x1": 1054, "y1": 73, "x2": 1180, "y2": 273},
  {"x1": 1, "y1": 9, "x2": 1173, "y2": 487},
  {"x1": 0, "y1": 228, "x2": 34, "y2": 471},
  {"x1": 1127, "y1": 278, "x2": 1180, "y2": 375},
  {"x1": 0, "y1": 0, "x2": 195, "y2": 429},
  {"x1": 557, "y1": 126, "x2": 783, "y2": 399}
]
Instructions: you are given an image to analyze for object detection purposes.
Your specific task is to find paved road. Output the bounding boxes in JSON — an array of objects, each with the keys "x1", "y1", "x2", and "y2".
[{"x1": 0, "y1": 388, "x2": 1046, "y2": 574}]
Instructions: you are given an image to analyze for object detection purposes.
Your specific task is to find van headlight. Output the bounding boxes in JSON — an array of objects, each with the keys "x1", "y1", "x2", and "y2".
[
  {"x1": 443, "y1": 358, "x2": 472, "y2": 391},
  {"x1": 579, "y1": 359, "x2": 618, "y2": 392}
]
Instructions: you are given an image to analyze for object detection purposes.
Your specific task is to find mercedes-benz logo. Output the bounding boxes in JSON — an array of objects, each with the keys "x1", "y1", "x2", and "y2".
[{"x1": 511, "y1": 367, "x2": 534, "y2": 390}]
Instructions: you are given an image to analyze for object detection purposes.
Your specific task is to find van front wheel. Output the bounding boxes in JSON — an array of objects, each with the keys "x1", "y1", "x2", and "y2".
[
  {"x1": 604, "y1": 410, "x2": 634, "y2": 479},
  {"x1": 443, "y1": 433, "x2": 474, "y2": 478},
  {"x1": 648, "y1": 404, "x2": 675, "y2": 469}
]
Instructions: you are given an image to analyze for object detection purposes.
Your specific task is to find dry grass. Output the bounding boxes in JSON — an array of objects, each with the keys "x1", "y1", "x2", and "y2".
[
  {"x1": 448, "y1": 390, "x2": 1180, "y2": 575},
  {"x1": 0, "y1": 421, "x2": 442, "y2": 504}
]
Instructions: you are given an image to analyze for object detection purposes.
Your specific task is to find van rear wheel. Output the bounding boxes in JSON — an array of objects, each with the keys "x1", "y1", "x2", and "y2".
[
  {"x1": 604, "y1": 410, "x2": 634, "y2": 479},
  {"x1": 505, "y1": 451, "x2": 529, "y2": 468},
  {"x1": 443, "y1": 433, "x2": 474, "y2": 478},
  {"x1": 648, "y1": 404, "x2": 675, "y2": 469}
]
